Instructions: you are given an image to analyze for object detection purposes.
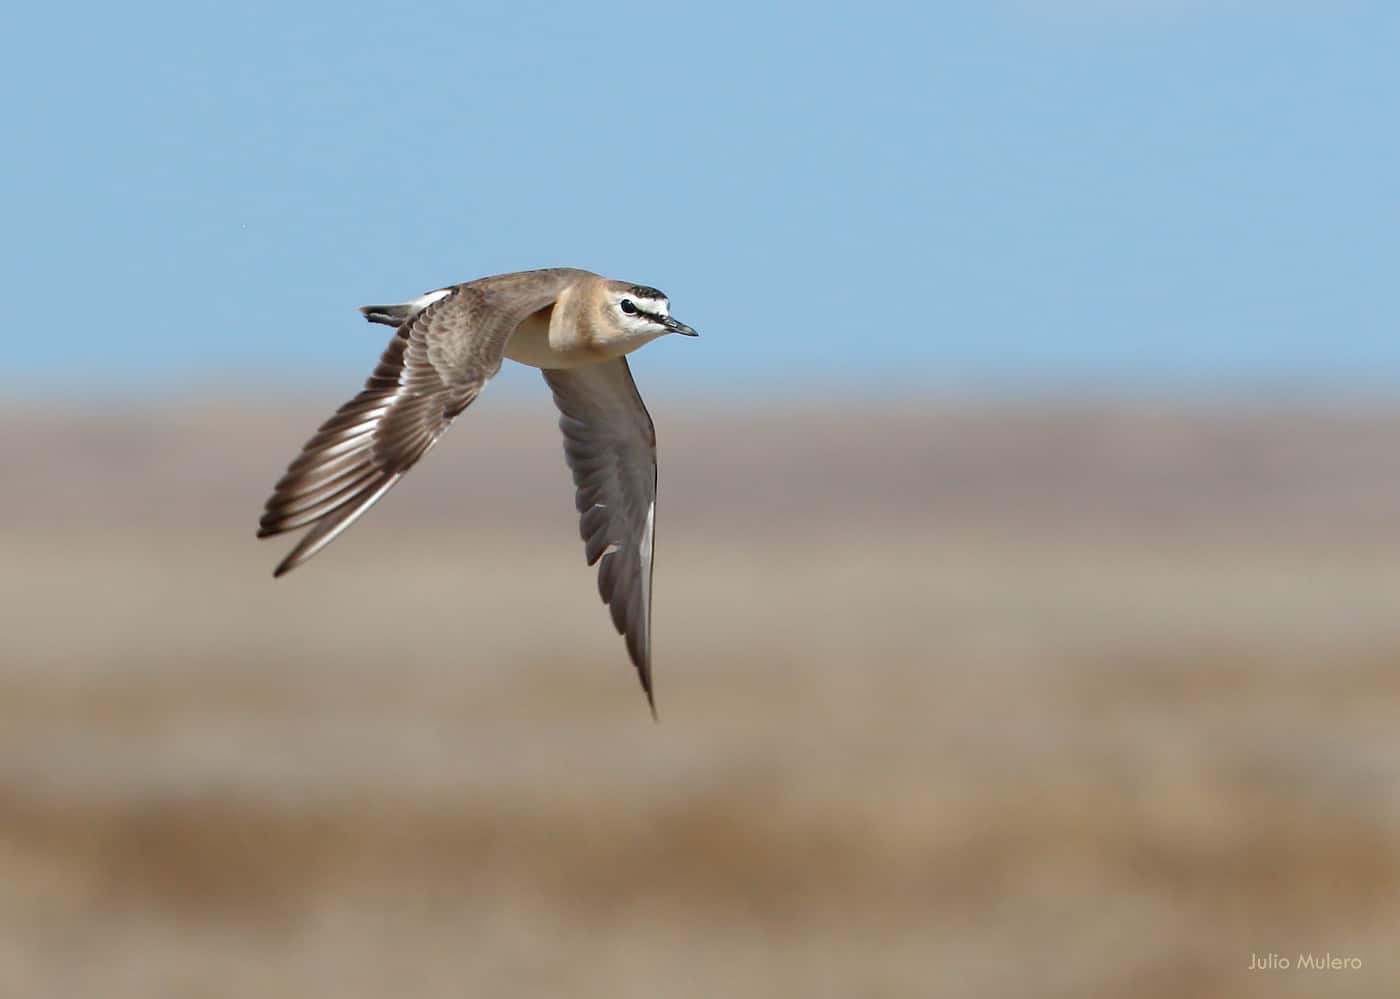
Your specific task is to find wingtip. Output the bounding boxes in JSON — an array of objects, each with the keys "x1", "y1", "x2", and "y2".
[
  {"x1": 258, "y1": 521, "x2": 294, "y2": 575},
  {"x1": 271, "y1": 549, "x2": 301, "y2": 578}
]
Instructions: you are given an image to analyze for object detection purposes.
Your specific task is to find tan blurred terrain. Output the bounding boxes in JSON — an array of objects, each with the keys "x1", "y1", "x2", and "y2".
[{"x1": 3, "y1": 389, "x2": 1400, "y2": 997}]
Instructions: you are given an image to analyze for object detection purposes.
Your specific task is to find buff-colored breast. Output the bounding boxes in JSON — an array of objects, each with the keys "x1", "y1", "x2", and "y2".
[{"x1": 503, "y1": 306, "x2": 662, "y2": 370}]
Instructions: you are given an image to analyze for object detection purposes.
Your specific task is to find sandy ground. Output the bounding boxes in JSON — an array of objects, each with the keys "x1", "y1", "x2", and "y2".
[{"x1": 2, "y1": 391, "x2": 1398, "y2": 997}]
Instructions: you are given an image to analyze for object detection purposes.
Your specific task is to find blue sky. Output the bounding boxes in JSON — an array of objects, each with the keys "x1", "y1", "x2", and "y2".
[{"x1": 3, "y1": 1, "x2": 1396, "y2": 395}]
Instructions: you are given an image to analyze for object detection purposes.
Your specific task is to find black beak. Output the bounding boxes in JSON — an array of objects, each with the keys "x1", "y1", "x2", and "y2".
[{"x1": 663, "y1": 316, "x2": 699, "y2": 337}]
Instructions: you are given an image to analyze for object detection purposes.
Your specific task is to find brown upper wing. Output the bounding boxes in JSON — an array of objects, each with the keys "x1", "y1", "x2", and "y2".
[{"x1": 259, "y1": 269, "x2": 583, "y2": 576}]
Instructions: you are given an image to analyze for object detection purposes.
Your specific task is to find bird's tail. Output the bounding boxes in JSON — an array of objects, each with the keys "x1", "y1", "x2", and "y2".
[
  {"x1": 359, "y1": 288, "x2": 453, "y2": 327},
  {"x1": 358, "y1": 303, "x2": 417, "y2": 327}
]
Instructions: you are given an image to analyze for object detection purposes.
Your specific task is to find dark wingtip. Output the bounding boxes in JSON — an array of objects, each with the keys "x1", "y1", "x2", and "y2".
[{"x1": 640, "y1": 670, "x2": 657, "y2": 721}]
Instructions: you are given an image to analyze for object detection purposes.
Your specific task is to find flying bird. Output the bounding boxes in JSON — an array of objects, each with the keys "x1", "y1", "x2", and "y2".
[{"x1": 256, "y1": 268, "x2": 699, "y2": 712}]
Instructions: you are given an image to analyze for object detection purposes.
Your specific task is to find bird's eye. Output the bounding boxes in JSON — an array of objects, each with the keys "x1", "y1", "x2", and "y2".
[{"x1": 620, "y1": 299, "x2": 638, "y2": 315}]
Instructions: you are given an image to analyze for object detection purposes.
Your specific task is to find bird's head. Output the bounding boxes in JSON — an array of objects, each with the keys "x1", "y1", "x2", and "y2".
[{"x1": 607, "y1": 284, "x2": 699, "y2": 340}]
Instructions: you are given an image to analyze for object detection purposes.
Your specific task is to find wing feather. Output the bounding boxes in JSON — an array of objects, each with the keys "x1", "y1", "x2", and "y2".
[
  {"x1": 259, "y1": 269, "x2": 585, "y2": 575},
  {"x1": 543, "y1": 358, "x2": 660, "y2": 711}
]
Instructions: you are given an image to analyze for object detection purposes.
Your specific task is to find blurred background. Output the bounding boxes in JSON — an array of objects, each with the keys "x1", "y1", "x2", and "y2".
[{"x1": 3, "y1": 1, "x2": 1399, "y2": 996}]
